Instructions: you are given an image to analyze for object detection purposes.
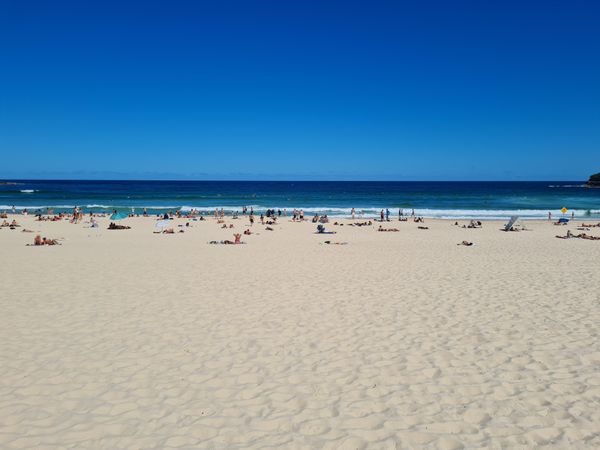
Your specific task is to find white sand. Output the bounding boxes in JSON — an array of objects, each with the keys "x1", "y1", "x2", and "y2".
[{"x1": 1, "y1": 215, "x2": 600, "y2": 449}]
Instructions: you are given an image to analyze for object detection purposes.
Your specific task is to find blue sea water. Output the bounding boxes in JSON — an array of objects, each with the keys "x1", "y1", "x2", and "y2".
[{"x1": 1, "y1": 180, "x2": 599, "y2": 219}]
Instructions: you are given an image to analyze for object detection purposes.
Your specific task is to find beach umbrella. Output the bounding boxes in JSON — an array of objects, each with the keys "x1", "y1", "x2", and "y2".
[{"x1": 110, "y1": 211, "x2": 128, "y2": 221}]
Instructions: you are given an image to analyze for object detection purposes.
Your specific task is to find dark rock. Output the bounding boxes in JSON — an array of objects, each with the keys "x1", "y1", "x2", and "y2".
[{"x1": 587, "y1": 173, "x2": 600, "y2": 188}]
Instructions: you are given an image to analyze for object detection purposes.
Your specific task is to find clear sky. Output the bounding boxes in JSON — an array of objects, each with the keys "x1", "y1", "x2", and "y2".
[{"x1": 1, "y1": 0, "x2": 599, "y2": 181}]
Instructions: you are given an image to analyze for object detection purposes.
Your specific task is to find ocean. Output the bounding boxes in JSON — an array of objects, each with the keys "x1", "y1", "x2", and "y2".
[{"x1": 1, "y1": 180, "x2": 599, "y2": 219}]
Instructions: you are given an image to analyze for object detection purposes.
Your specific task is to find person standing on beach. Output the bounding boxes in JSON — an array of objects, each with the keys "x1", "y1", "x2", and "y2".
[
  {"x1": 548, "y1": 211, "x2": 552, "y2": 221},
  {"x1": 380, "y1": 210, "x2": 384, "y2": 221},
  {"x1": 386, "y1": 208, "x2": 390, "y2": 221},
  {"x1": 351, "y1": 208, "x2": 355, "y2": 220}
]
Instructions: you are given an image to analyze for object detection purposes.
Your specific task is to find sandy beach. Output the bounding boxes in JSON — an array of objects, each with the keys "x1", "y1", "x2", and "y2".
[{"x1": 1, "y1": 214, "x2": 600, "y2": 449}]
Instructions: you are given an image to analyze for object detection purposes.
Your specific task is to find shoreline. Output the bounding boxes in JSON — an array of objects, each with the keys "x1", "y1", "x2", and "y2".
[{"x1": 0, "y1": 208, "x2": 595, "y2": 221}]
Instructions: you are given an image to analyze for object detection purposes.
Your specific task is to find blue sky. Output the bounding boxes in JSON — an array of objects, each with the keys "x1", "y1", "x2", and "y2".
[{"x1": 1, "y1": 0, "x2": 599, "y2": 180}]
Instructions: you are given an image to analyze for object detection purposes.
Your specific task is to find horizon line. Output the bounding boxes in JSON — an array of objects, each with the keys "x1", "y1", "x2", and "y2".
[{"x1": 0, "y1": 178, "x2": 588, "y2": 183}]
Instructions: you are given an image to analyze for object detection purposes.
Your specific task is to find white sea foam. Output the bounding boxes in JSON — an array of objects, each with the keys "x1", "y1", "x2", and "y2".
[
  {"x1": 179, "y1": 205, "x2": 262, "y2": 212},
  {"x1": 20, "y1": 189, "x2": 37, "y2": 193},
  {"x1": 1, "y1": 204, "x2": 598, "y2": 219},
  {"x1": 175, "y1": 206, "x2": 598, "y2": 219},
  {"x1": 0, "y1": 205, "x2": 75, "y2": 210}
]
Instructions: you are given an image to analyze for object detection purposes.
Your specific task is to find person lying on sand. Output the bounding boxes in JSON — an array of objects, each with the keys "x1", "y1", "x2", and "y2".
[
  {"x1": 377, "y1": 226, "x2": 399, "y2": 232},
  {"x1": 316, "y1": 224, "x2": 336, "y2": 234},
  {"x1": 457, "y1": 241, "x2": 474, "y2": 246},
  {"x1": 209, "y1": 233, "x2": 243, "y2": 244},
  {"x1": 243, "y1": 229, "x2": 252, "y2": 235},
  {"x1": 30, "y1": 235, "x2": 61, "y2": 246},
  {"x1": 581, "y1": 223, "x2": 600, "y2": 228},
  {"x1": 348, "y1": 221, "x2": 372, "y2": 227},
  {"x1": 418, "y1": 226, "x2": 429, "y2": 230},
  {"x1": 21, "y1": 229, "x2": 34, "y2": 233},
  {"x1": 557, "y1": 231, "x2": 600, "y2": 240},
  {"x1": 265, "y1": 226, "x2": 274, "y2": 231},
  {"x1": 579, "y1": 233, "x2": 600, "y2": 240},
  {"x1": 163, "y1": 228, "x2": 175, "y2": 234},
  {"x1": 556, "y1": 230, "x2": 574, "y2": 239},
  {"x1": 108, "y1": 222, "x2": 131, "y2": 230},
  {"x1": 323, "y1": 240, "x2": 348, "y2": 245},
  {"x1": 0, "y1": 219, "x2": 20, "y2": 227}
]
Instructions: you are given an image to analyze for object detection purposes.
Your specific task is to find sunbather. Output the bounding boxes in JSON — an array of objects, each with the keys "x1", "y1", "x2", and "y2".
[
  {"x1": 556, "y1": 230, "x2": 574, "y2": 239},
  {"x1": 316, "y1": 224, "x2": 336, "y2": 234},
  {"x1": 108, "y1": 222, "x2": 131, "y2": 230},
  {"x1": 580, "y1": 234, "x2": 600, "y2": 240},
  {"x1": 31, "y1": 235, "x2": 60, "y2": 246}
]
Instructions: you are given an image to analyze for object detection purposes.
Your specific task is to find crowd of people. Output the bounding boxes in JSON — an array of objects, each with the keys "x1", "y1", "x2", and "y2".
[{"x1": 3, "y1": 204, "x2": 600, "y2": 248}]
